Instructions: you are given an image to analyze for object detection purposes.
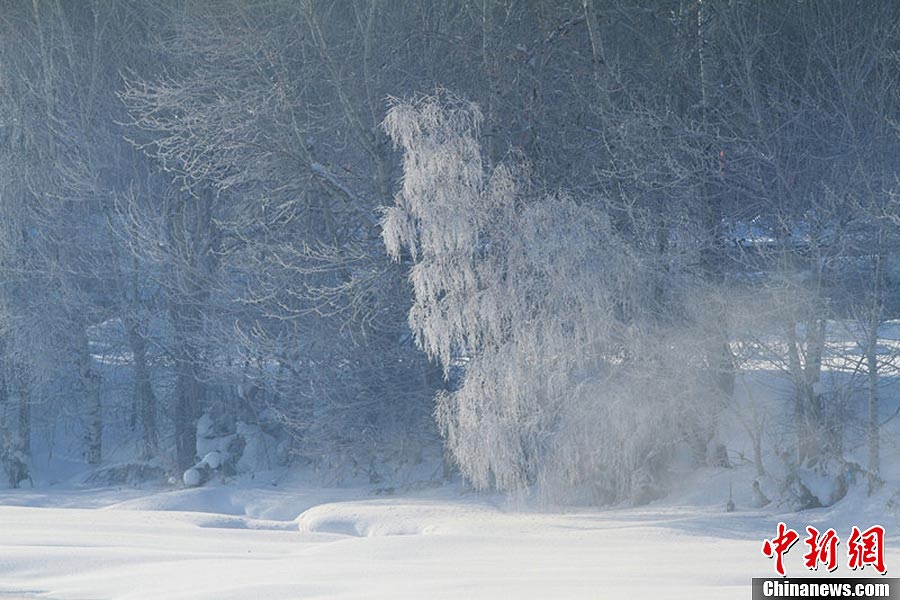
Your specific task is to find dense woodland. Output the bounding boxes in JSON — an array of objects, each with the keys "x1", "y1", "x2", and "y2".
[{"x1": 1, "y1": 0, "x2": 900, "y2": 505}]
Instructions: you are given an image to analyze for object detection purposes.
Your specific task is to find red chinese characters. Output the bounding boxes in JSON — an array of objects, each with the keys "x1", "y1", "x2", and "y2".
[
  {"x1": 762, "y1": 523, "x2": 888, "y2": 576},
  {"x1": 762, "y1": 522, "x2": 800, "y2": 576},
  {"x1": 803, "y1": 526, "x2": 839, "y2": 572},
  {"x1": 848, "y1": 525, "x2": 886, "y2": 575}
]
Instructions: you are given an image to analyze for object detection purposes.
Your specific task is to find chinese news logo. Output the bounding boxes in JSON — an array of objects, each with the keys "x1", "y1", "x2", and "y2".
[{"x1": 762, "y1": 522, "x2": 887, "y2": 576}]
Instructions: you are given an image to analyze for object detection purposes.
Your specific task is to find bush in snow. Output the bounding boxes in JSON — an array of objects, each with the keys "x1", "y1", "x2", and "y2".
[{"x1": 0, "y1": 443, "x2": 31, "y2": 489}]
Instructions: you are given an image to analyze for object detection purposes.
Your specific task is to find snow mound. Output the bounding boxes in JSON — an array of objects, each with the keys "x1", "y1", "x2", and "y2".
[
  {"x1": 192, "y1": 514, "x2": 297, "y2": 531},
  {"x1": 105, "y1": 478, "x2": 363, "y2": 522},
  {"x1": 183, "y1": 467, "x2": 202, "y2": 488},
  {"x1": 295, "y1": 499, "x2": 494, "y2": 537},
  {"x1": 83, "y1": 462, "x2": 166, "y2": 487},
  {"x1": 202, "y1": 451, "x2": 223, "y2": 469}
]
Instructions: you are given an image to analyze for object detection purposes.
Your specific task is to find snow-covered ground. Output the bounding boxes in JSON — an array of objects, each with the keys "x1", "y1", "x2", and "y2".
[
  {"x1": 0, "y1": 472, "x2": 896, "y2": 599},
  {"x1": 3, "y1": 320, "x2": 900, "y2": 599}
]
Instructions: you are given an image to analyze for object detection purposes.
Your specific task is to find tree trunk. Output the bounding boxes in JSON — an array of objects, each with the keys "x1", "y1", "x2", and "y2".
[
  {"x1": 126, "y1": 316, "x2": 157, "y2": 459},
  {"x1": 481, "y1": 0, "x2": 498, "y2": 166},
  {"x1": 866, "y1": 244, "x2": 883, "y2": 486},
  {"x1": 164, "y1": 191, "x2": 216, "y2": 471},
  {"x1": 752, "y1": 429, "x2": 764, "y2": 477},
  {"x1": 697, "y1": 0, "x2": 734, "y2": 458},
  {"x1": 583, "y1": 0, "x2": 611, "y2": 115},
  {"x1": 17, "y1": 382, "x2": 30, "y2": 459},
  {"x1": 170, "y1": 306, "x2": 205, "y2": 472},
  {"x1": 79, "y1": 328, "x2": 102, "y2": 466},
  {"x1": 866, "y1": 310, "x2": 880, "y2": 478},
  {"x1": 787, "y1": 315, "x2": 826, "y2": 467}
]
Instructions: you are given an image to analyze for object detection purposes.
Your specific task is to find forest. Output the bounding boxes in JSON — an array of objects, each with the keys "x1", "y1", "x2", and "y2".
[{"x1": 1, "y1": 0, "x2": 899, "y2": 512}]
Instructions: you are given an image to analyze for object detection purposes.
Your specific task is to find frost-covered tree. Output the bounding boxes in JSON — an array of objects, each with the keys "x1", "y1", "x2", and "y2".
[
  {"x1": 119, "y1": 0, "x2": 442, "y2": 475},
  {"x1": 0, "y1": 0, "x2": 174, "y2": 468},
  {"x1": 383, "y1": 93, "x2": 724, "y2": 503}
]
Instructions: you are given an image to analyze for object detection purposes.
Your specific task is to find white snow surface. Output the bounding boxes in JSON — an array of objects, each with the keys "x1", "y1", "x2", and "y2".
[{"x1": 1, "y1": 471, "x2": 897, "y2": 599}]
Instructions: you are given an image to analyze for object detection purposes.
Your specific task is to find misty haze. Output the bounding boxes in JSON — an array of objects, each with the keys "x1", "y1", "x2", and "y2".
[{"x1": 0, "y1": 1, "x2": 898, "y2": 598}]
